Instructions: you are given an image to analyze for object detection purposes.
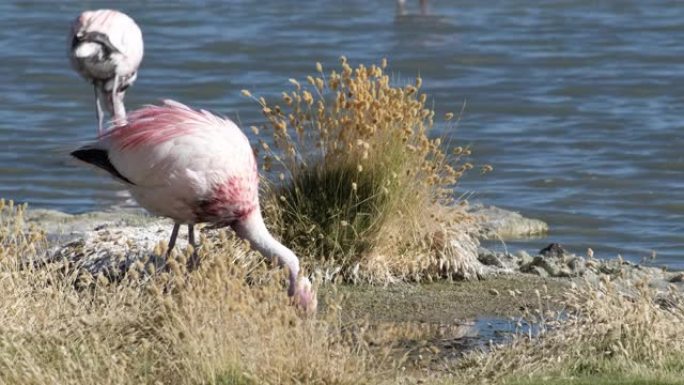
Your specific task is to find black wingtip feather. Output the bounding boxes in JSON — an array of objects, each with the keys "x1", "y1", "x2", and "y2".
[{"x1": 71, "y1": 148, "x2": 135, "y2": 185}]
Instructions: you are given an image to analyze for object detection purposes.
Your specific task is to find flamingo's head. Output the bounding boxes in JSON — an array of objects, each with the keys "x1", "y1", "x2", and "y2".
[{"x1": 293, "y1": 276, "x2": 317, "y2": 315}]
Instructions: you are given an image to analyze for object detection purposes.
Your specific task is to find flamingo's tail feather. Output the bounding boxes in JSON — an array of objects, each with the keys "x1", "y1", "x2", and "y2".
[{"x1": 71, "y1": 147, "x2": 135, "y2": 185}]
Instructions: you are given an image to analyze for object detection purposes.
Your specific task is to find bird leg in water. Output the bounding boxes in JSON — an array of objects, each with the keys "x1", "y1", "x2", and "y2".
[
  {"x1": 93, "y1": 82, "x2": 106, "y2": 135},
  {"x1": 420, "y1": 0, "x2": 429, "y2": 15},
  {"x1": 396, "y1": 0, "x2": 406, "y2": 15}
]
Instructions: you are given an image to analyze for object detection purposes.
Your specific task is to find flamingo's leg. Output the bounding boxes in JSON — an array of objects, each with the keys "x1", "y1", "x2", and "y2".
[
  {"x1": 93, "y1": 82, "x2": 105, "y2": 135},
  {"x1": 420, "y1": 0, "x2": 428, "y2": 15},
  {"x1": 396, "y1": 0, "x2": 407, "y2": 15},
  {"x1": 166, "y1": 223, "x2": 181, "y2": 258},
  {"x1": 187, "y1": 224, "x2": 201, "y2": 271},
  {"x1": 188, "y1": 224, "x2": 197, "y2": 248}
]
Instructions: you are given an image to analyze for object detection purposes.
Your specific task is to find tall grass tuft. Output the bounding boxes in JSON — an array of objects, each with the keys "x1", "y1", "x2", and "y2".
[{"x1": 243, "y1": 58, "x2": 481, "y2": 283}]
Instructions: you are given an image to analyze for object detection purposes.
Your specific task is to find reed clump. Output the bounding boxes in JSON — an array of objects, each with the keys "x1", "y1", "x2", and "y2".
[
  {"x1": 0, "y1": 200, "x2": 393, "y2": 385},
  {"x1": 244, "y1": 58, "x2": 481, "y2": 283},
  {"x1": 457, "y1": 279, "x2": 684, "y2": 384}
]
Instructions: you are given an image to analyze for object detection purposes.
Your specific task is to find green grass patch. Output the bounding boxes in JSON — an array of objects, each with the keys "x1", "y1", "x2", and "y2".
[{"x1": 510, "y1": 374, "x2": 684, "y2": 385}]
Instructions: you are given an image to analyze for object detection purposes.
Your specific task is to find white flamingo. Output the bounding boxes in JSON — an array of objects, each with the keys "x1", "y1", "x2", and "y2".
[
  {"x1": 71, "y1": 100, "x2": 316, "y2": 312},
  {"x1": 68, "y1": 9, "x2": 144, "y2": 133}
]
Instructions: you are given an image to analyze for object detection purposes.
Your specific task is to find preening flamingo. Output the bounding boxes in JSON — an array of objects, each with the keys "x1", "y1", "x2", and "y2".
[
  {"x1": 71, "y1": 100, "x2": 316, "y2": 312},
  {"x1": 68, "y1": 9, "x2": 144, "y2": 133}
]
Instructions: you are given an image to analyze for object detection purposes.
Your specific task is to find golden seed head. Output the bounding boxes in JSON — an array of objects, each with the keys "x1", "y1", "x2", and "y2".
[
  {"x1": 302, "y1": 91, "x2": 314, "y2": 105},
  {"x1": 315, "y1": 78, "x2": 325, "y2": 92}
]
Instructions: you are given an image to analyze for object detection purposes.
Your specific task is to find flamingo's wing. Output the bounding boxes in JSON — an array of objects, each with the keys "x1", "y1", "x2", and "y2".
[
  {"x1": 102, "y1": 100, "x2": 248, "y2": 184},
  {"x1": 84, "y1": 100, "x2": 258, "y2": 223}
]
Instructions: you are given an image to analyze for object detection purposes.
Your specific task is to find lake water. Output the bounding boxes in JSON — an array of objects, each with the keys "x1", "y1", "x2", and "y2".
[{"x1": 1, "y1": 1, "x2": 682, "y2": 267}]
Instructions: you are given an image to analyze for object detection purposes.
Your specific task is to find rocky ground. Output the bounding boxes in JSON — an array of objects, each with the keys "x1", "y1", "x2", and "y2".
[
  {"x1": 25, "y1": 204, "x2": 683, "y2": 294},
  {"x1": 469, "y1": 203, "x2": 682, "y2": 292}
]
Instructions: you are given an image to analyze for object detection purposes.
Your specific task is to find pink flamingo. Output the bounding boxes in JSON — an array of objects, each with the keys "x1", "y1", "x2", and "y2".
[
  {"x1": 71, "y1": 100, "x2": 316, "y2": 312},
  {"x1": 68, "y1": 9, "x2": 144, "y2": 134}
]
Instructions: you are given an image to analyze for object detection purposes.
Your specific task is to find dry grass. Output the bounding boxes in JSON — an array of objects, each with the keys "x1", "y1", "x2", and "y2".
[
  {"x1": 0, "y1": 200, "x2": 396, "y2": 385},
  {"x1": 456, "y1": 279, "x2": 684, "y2": 384},
  {"x1": 2, "y1": 200, "x2": 683, "y2": 385},
  {"x1": 243, "y1": 58, "x2": 483, "y2": 283}
]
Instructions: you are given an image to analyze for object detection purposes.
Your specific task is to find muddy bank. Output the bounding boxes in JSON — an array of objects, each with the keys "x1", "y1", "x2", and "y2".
[
  {"x1": 330, "y1": 276, "x2": 566, "y2": 323},
  {"x1": 319, "y1": 276, "x2": 567, "y2": 371}
]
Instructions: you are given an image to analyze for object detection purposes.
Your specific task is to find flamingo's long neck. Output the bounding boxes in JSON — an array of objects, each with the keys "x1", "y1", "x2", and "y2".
[
  {"x1": 232, "y1": 210, "x2": 300, "y2": 296},
  {"x1": 111, "y1": 90, "x2": 127, "y2": 125}
]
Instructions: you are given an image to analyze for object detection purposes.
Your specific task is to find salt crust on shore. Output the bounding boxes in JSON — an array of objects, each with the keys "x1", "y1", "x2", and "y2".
[{"x1": 25, "y1": 206, "x2": 682, "y2": 297}]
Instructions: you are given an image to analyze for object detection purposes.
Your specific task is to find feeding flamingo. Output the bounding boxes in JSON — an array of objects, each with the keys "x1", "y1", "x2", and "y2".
[
  {"x1": 71, "y1": 100, "x2": 316, "y2": 312},
  {"x1": 68, "y1": 9, "x2": 144, "y2": 134}
]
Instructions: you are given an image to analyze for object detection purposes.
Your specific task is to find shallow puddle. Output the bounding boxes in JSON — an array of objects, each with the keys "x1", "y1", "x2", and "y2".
[
  {"x1": 321, "y1": 276, "x2": 565, "y2": 371},
  {"x1": 366, "y1": 316, "x2": 544, "y2": 370}
]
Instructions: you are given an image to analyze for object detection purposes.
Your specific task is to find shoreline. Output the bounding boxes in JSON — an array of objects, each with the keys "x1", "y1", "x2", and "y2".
[
  {"x1": 24, "y1": 203, "x2": 682, "y2": 277},
  {"x1": 24, "y1": 203, "x2": 683, "y2": 300}
]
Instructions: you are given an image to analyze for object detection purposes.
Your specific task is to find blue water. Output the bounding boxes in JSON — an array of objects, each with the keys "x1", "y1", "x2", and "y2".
[{"x1": 0, "y1": 1, "x2": 682, "y2": 267}]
